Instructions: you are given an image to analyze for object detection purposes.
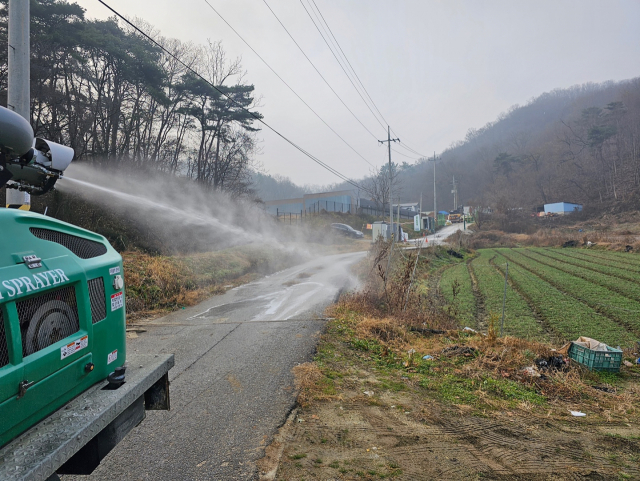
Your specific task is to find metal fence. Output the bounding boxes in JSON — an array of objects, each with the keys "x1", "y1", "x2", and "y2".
[
  {"x1": 275, "y1": 202, "x2": 416, "y2": 224},
  {"x1": 276, "y1": 211, "x2": 303, "y2": 224},
  {"x1": 275, "y1": 200, "x2": 353, "y2": 223},
  {"x1": 305, "y1": 200, "x2": 353, "y2": 214},
  {"x1": 359, "y1": 206, "x2": 415, "y2": 219}
]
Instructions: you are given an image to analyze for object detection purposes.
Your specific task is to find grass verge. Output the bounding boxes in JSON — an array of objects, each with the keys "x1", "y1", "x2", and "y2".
[
  {"x1": 270, "y1": 243, "x2": 640, "y2": 480},
  {"x1": 123, "y1": 244, "x2": 305, "y2": 320}
]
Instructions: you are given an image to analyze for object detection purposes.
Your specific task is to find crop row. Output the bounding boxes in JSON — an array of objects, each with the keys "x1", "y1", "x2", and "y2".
[
  {"x1": 570, "y1": 248, "x2": 640, "y2": 267},
  {"x1": 516, "y1": 248, "x2": 640, "y2": 307},
  {"x1": 469, "y1": 251, "x2": 547, "y2": 340},
  {"x1": 439, "y1": 261, "x2": 476, "y2": 328},
  {"x1": 529, "y1": 248, "x2": 640, "y2": 285},
  {"x1": 504, "y1": 249, "x2": 640, "y2": 335},
  {"x1": 547, "y1": 248, "x2": 640, "y2": 275},
  {"x1": 490, "y1": 249, "x2": 637, "y2": 346}
]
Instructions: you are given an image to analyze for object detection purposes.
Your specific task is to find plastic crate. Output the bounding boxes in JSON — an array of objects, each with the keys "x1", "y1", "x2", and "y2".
[{"x1": 568, "y1": 342, "x2": 622, "y2": 372}]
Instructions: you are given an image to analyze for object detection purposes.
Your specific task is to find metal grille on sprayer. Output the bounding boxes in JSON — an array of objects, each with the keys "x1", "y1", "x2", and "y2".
[
  {"x1": 88, "y1": 277, "x2": 107, "y2": 324},
  {"x1": 0, "y1": 310, "x2": 8, "y2": 368},
  {"x1": 17, "y1": 285, "x2": 80, "y2": 357},
  {"x1": 29, "y1": 228, "x2": 107, "y2": 259}
]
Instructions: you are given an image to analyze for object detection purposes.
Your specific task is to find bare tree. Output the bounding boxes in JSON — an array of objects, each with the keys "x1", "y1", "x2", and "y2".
[{"x1": 364, "y1": 163, "x2": 400, "y2": 214}]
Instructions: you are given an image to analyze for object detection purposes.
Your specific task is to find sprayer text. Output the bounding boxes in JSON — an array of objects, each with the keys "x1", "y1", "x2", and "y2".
[{"x1": 0, "y1": 269, "x2": 70, "y2": 299}]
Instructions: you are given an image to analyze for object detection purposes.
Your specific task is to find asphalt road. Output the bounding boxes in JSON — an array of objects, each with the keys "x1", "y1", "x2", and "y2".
[
  {"x1": 63, "y1": 250, "x2": 365, "y2": 481},
  {"x1": 405, "y1": 223, "x2": 468, "y2": 247}
]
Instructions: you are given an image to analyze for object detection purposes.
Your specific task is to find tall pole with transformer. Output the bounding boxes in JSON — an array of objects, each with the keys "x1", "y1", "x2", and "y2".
[{"x1": 378, "y1": 126, "x2": 399, "y2": 240}]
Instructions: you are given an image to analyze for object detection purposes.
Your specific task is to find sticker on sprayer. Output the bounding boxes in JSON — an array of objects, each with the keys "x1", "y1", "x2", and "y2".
[
  {"x1": 61, "y1": 335, "x2": 88, "y2": 360},
  {"x1": 109, "y1": 266, "x2": 121, "y2": 275},
  {"x1": 107, "y1": 349, "x2": 118, "y2": 365},
  {"x1": 111, "y1": 291, "x2": 124, "y2": 311}
]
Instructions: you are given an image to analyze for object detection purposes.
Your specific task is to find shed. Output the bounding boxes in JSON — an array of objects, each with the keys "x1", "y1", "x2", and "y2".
[
  {"x1": 544, "y1": 202, "x2": 583, "y2": 215},
  {"x1": 372, "y1": 221, "x2": 390, "y2": 241}
]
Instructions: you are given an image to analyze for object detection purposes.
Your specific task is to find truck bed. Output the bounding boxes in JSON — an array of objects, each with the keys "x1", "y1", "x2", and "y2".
[{"x1": 0, "y1": 353, "x2": 174, "y2": 481}]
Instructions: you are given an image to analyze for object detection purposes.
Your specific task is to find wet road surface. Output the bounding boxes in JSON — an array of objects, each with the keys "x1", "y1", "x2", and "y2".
[{"x1": 63, "y1": 250, "x2": 365, "y2": 481}]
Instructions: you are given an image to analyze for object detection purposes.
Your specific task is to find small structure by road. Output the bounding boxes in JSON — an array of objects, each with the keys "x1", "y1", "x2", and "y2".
[{"x1": 544, "y1": 202, "x2": 583, "y2": 215}]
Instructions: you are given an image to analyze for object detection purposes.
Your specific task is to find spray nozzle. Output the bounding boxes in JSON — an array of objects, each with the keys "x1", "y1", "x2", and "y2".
[{"x1": 0, "y1": 106, "x2": 74, "y2": 195}]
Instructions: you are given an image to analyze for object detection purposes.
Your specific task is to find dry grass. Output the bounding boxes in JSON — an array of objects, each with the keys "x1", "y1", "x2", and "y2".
[
  {"x1": 292, "y1": 362, "x2": 338, "y2": 407},
  {"x1": 467, "y1": 226, "x2": 640, "y2": 250},
  {"x1": 338, "y1": 241, "x2": 460, "y2": 333},
  {"x1": 328, "y1": 289, "x2": 640, "y2": 419},
  {"x1": 123, "y1": 245, "x2": 303, "y2": 320},
  {"x1": 468, "y1": 210, "x2": 640, "y2": 251},
  {"x1": 355, "y1": 317, "x2": 408, "y2": 343},
  {"x1": 123, "y1": 251, "x2": 201, "y2": 317}
]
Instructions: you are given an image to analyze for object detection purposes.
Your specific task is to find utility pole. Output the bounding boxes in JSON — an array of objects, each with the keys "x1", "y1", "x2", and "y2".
[
  {"x1": 419, "y1": 191, "x2": 422, "y2": 231},
  {"x1": 378, "y1": 126, "x2": 399, "y2": 240},
  {"x1": 428, "y1": 152, "x2": 439, "y2": 231},
  {"x1": 397, "y1": 195, "x2": 400, "y2": 239},
  {"x1": 451, "y1": 175, "x2": 458, "y2": 211},
  {"x1": 6, "y1": 0, "x2": 30, "y2": 210}
]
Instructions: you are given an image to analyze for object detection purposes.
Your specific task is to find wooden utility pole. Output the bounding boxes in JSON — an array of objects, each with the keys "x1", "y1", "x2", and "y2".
[{"x1": 378, "y1": 126, "x2": 399, "y2": 239}]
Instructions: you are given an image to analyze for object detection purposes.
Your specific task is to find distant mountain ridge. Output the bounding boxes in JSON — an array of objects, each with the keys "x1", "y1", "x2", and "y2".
[
  {"x1": 398, "y1": 78, "x2": 640, "y2": 212},
  {"x1": 254, "y1": 78, "x2": 640, "y2": 214}
]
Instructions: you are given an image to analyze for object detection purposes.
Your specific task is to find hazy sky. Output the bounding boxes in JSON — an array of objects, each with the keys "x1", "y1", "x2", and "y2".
[{"x1": 81, "y1": 0, "x2": 640, "y2": 186}]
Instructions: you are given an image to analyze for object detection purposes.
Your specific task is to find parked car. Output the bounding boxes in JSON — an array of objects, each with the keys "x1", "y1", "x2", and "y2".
[{"x1": 331, "y1": 223, "x2": 364, "y2": 238}]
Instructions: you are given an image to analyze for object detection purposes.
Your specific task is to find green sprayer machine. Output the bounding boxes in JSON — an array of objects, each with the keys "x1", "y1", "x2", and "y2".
[{"x1": 0, "y1": 104, "x2": 173, "y2": 480}]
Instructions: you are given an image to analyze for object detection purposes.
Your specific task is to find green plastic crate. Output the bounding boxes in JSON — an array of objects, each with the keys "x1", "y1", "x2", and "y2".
[{"x1": 568, "y1": 342, "x2": 622, "y2": 372}]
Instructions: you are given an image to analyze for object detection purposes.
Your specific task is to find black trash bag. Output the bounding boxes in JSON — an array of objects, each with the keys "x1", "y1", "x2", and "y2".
[
  {"x1": 562, "y1": 240, "x2": 579, "y2": 248},
  {"x1": 535, "y1": 355, "x2": 567, "y2": 371}
]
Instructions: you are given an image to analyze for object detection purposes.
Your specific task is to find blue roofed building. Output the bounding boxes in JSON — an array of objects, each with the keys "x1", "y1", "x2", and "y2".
[{"x1": 544, "y1": 202, "x2": 583, "y2": 215}]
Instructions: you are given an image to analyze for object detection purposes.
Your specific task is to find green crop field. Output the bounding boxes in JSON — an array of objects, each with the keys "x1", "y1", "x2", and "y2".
[
  {"x1": 438, "y1": 247, "x2": 640, "y2": 346},
  {"x1": 439, "y1": 261, "x2": 476, "y2": 328},
  {"x1": 470, "y1": 250, "x2": 548, "y2": 340}
]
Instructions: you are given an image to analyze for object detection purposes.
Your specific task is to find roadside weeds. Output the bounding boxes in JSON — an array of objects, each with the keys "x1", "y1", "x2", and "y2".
[{"x1": 262, "y1": 242, "x2": 640, "y2": 480}]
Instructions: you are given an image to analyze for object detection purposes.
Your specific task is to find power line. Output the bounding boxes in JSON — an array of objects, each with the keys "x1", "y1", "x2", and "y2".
[
  {"x1": 307, "y1": 0, "x2": 430, "y2": 159},
  {"x1": 299, "y1": 0, "x2": 387, "y2": 133},
  {"x1": 390, "y1": 127, "x2": 429, "y2": 157},
  {"x1": 395, "y1": 137, "x2": 430, "y2": 158},
  {"x1": 95, "y1": 0, "x2": 372, "y2": 195},
  {"x1": 266, "y1": 0, "x2": 421, "y2": 164},
  {"x1": 262, "y1": 0, "x2": 380, "y2": 143},
  {"x1": 390, "y1": 147, "x2": 420, "y2": 161},
  {"x1": 202, "y1": 0, "x2": 376, "y2": 169},
  {"x1": 309, "y1": 0, "x2": 388, "y2": 128}
]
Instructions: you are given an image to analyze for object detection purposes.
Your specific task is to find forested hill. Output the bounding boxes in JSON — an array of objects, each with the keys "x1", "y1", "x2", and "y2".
[{"x1": 395, "y1": 78, "x2": 640, "y2": 213}]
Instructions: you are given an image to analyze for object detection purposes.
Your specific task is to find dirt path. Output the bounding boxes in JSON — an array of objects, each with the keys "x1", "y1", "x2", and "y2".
[
  {"x1": 264, "y1": 368, "x2": 639, "y2": 480},
  {"x1": 466, "y1": 257, "x2": 486, "y2": 333}
]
